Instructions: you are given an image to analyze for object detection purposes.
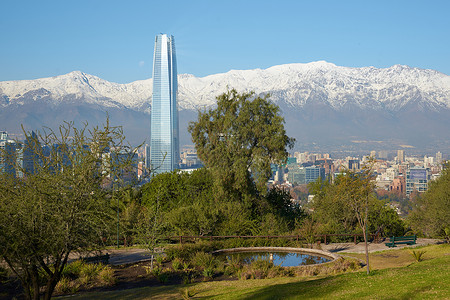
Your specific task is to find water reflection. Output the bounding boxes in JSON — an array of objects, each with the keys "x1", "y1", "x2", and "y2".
[{"x1": 219, "y1": 252, "x2": 330, "y2": 267}]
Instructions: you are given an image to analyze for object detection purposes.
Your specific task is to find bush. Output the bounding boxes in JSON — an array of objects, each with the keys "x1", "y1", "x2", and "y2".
[
  {"x1": 54, "y1": 277, "x2": 80, "y2": 294},
  {"x1": 239, "y1": 258, "x2": 274, "y2": 280},
  {"x1": 98, "y1": 266, "x2": 116, "y2": 285},
  {"x1": 202, "y1": 267, "x2": 215, "y2": 280},
  {"x1": 411, "y1": 250, "x2": 426, "y2": 262},
  {"x1": 191, "y1": 252, "x2": 217, "y2": 270},
  {"x1": 62, "y1": 260, "x2": 84, "y2": 279},
  {"x1": 295, "y1": 257, "x2": 360, "y2": 277},
  {"x1": 79, "y1": 263, "x2": 103, "y2": 285},
  {"x1": 165, "y1": 241, "x2": 218, "y2": 261},
  {"x1": 172, "y1": 257, "x2": 183, "y2": 270}
]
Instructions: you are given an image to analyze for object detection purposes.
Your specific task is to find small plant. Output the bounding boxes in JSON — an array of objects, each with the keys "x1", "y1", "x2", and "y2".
[
  {"x1": 62, "y1": 260, "x2": 84, "y2": 279},
  {"x1": 79, "y1": 263, "x2": 103, "y2": 285},
  {"x1": 151, "y1": 266, "x2": 162, "y2": 277},
  {"x1": 156, "y1": 255, "x2": 165, "y2": 265},
  {"x1": 157, "y1": 270, "x2": 170, "y2": 283},
  {"x1": 192, "y1": 252, "x2": 217, "y2": 269},
  {"x1": 54, "y1": 277, "x2": 80, "y2": 294},
  {"x1": 411, "y1": 250, "x2": 426, "y2": 262},
  {"x1": 202, "y1": 267, "x2": 215, "y2": 280},
  {"x1": 98, "y1": 266, "x2": 116, "y2": 285},
  {"x1": 172, "y1": 257, "x2": 183, "y2": 270},
  {"x1": 239, "y1": 258, "x2": 273, "y2": 280},
  {"x1": 183, "y1": 261, "x2": 190, "y2": 271}
]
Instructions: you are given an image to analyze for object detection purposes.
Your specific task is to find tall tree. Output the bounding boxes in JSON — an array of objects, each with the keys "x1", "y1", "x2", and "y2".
[
  {"x1": 0, "y1": 120, "x2": 137, "y2": 300},
  {"x1": 309, "y1": 162, "x2": 378, "y2": 275},
  {"x1": 188, "y1": 89, "x2": 294, "y2": 202}
]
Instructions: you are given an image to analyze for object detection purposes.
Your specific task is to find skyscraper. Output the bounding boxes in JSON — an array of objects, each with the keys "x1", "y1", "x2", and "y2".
[{"x1": 150, "y1": 34, "x2": 179, "y2": 174}]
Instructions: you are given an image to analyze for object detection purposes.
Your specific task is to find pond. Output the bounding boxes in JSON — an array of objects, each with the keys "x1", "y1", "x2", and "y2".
[{"x1": 217, "y1": 251, "x2": 331, "y2": 267}]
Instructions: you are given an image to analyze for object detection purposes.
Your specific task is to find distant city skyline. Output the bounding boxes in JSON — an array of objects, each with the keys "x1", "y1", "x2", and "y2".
[{"x1": 1, "y1": 0, "x2": 449, "y2": 83}]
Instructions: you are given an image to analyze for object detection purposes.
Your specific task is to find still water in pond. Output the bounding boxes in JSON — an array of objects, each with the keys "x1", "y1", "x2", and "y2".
[{"x1": 219, "y1": 252, "x2": 331, "y2": 267}]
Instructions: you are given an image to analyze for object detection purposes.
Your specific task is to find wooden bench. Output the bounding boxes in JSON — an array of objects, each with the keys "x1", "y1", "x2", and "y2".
[
  {"x1": 385, "y1": 235, "x2": 417, "y2": 248},
  {"x1": 82, "y1": 253, "x2": 110, "y2": 264}
]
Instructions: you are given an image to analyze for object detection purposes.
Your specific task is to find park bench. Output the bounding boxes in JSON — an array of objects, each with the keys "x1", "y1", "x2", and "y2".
[
  {"x1": 385, "y1": 235, "x2": 416, "y2": 248},
  {"x1": 82, "y1": 253, "x2": 110, "y2": 264}
]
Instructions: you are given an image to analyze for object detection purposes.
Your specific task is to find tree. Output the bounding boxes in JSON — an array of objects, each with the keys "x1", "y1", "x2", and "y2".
[
  {"x1": 409, "y1": 162, "x2": 450, "y2": 238},
  {"x1": 188, "y1": 89, "x2": 294, "y2": 203},
  {"x1": 309, "y1": 161, "x2": 395, "y2": 275},
  {"x1": 337, "y1": 164, "x2": 375, "y2": 275},
  {"x1": 0, "y1": 120, "x2": 136, "y2": 300}
]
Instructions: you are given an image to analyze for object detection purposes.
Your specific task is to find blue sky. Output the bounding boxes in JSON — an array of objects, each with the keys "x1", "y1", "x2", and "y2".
[{"x1": 1, "y1": 0, "x2": 449, "y2": 83}]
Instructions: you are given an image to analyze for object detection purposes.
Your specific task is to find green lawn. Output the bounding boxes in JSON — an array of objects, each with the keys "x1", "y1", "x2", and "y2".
[{"x1": 63, "y1": 244, "x2": 450, "y2": 300}]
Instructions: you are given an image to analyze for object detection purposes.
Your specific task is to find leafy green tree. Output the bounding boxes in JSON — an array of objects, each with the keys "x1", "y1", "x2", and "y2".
[
  {"x1": 409, "y1": 162, "x2": 450, "y2": 238},
  {"x1": 188, "y1": 89, "x2": 294, "y2": 204},
  {"x1": 0, "y1": 120, "x2": 136, "y2": 300},
  {"x1": 309, "y1": 162, "x2": 404, "y2": 274}
]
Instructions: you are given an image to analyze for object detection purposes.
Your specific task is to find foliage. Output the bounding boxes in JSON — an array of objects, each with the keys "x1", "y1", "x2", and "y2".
[
  {"x1": 309, "y1": 161, "x2": 389, "y2": 274},
  {"x1": 309, "y1": 169, "x2": 405, "y2": 237},
  {"x1": 0, "y1": 119, "x2": 135, "y2": 300},
  {"x1": 140, "y1": 168, "x2": 303, "y2": 237},
  {"x1": 55, "y1": 261, "x2": 115, "y2": 295},
  {"x1": 188, "y1": 89, "x2": 294, "y2": 201},
  {"x1": 408, "y1": 162, "x2": 450, "y2": 237}
]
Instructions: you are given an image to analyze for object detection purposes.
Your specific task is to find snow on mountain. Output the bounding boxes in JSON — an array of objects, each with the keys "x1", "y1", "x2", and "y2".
[{"x1": 1, "y1": 62, "x2": 449, "y2": 113}]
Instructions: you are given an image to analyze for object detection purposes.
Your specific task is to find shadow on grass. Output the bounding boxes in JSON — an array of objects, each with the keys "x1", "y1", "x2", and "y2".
[{"x1": 231, "y1": 277, "x2": 339, "y2": 300}]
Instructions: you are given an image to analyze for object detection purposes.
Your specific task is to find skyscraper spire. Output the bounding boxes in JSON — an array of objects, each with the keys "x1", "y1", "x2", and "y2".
[{"x1": 150, "y1": 34, "x2": 179, "y2": 174}]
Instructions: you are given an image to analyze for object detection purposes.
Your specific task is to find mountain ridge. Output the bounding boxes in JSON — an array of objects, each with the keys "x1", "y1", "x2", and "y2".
[{"x1": 1, "y1": 61, "x2": 450, "y2": 153}]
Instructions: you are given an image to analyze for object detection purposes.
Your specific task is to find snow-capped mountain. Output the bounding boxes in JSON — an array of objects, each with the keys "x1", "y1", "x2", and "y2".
[{"x1": 1, "y1": 61, "x2": 450, "y2": 153}]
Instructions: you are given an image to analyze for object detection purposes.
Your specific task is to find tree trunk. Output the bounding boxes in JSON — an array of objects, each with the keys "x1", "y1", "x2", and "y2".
[
  {"x1": 364, "y1": 203, "x2": 370, "y2": 275},
  {"x1": 31, "y1": 267, "x2": 40, "y2": 300}
]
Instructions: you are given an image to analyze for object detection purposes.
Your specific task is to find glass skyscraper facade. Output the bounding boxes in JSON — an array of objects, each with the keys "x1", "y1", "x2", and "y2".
[{"x1": 150, "y1": 34, "x2": 179, "y2": 174}]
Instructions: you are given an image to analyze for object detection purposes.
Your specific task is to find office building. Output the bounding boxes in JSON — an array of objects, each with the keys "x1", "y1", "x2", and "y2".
[
  {"x1": 150, "y1": 34, "x2": 179, "y2": 174},
  {"x1": 406, "y1": 167, "x2": 430, "y2": 196},
  {"x1": 436, "y1": 151, "x2": 443, "y2": 164},
  {"x1": 397, "y1": 150, "x2": 405, "y2": 163}
]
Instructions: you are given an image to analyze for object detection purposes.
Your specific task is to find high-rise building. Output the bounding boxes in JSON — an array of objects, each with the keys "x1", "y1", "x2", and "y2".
[
  {"x1": 406, "y1": 167, "x2": 430, "y2": 196},
  {"x1": 150, "y1": 34, "x2": 179, "y2": 174},
  {"x1": 397, "y1": 150, "x2": 405, "y2": 163},
  {"x1": 436, "y1": 151, "x2": 443, "y2": 164}
]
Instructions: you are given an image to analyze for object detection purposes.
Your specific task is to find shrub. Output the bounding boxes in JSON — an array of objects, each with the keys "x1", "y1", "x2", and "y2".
[
  {"x1": 191, "y1": 252, "x2": 217, "y2": 270},
  {"x1": 172, "y1": 257, "x2": 183, "y2": 270},
  {"x1": 54, "y1": 277, "x2": 79, "y2": 294},
  {"x1": 411, "y1": 250, "x2": 426, "y2": 262},
  {"x1": 156, "y1": 255, "x2": 165, "y2": 265},
  {"x1": 79, "y1": 263, "x2": 103, "y2": 285},
  {"x1": 202, "y1": 267, "x2": 215, "y2": 280},
  {"x1": 62, "y1": 260, "x2": 84, "y2": 279},
  {"x1": 239, "y1": 258, "x2": 273, "y2": 280},
  {"x1": 98, "y1": 266, "x2": 116, "y2": 285},
  {"x1": 165, "y1": 242, "x2": 217, "y2": 261},
  {"x1": 157, "y1": 271, "x2": 170, "y2": 283}
]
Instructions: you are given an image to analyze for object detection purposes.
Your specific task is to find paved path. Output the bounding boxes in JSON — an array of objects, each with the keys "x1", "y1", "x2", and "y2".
[{"x1": 321, "y1": 238, "x2": 443, "y2": 254}]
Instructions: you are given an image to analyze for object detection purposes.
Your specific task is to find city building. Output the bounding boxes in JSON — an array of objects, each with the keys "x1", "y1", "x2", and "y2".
[
  {"x1": 150, "y1": 34, "x2": 179, "y2": 174},
  {"x1": 305, "y1": 166, "x2": 325, "y2": 184},
  {"x1": 348, "y1": 159, "x2": 360, "y2": 171},
  {"x1": 406, "y1": 167, "x2": 430, "y2": 195},
  {"x1": 397, "y1": 150, "x2": 405, "y2": 163},
  {"x1": 436, "y1": 151, "x2": 443, "y2": 164}
]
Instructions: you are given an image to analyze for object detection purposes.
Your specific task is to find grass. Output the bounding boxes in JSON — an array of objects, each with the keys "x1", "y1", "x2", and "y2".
[{"x1": 59, "y1": 244, "x2": 450, "y2": 299}]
